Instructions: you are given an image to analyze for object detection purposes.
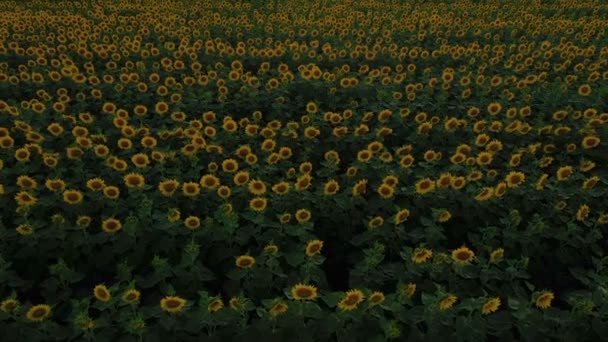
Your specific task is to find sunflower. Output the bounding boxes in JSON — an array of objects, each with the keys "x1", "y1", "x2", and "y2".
[
  {"x1": 14, "y1": 191, "x2": 37, "y2": 206},
  {"x1": 264, "y1": 243, "x2": 279, "y2": 255},
  {"x1": 248, "y1": 197, "x2": 267, "y2": 212},
  {"x1": 103, "y1": 186, "x2": 120, "y2": 200},
  {"x1": 556, "y1": 166, "x2": 573, "y2": 181},
  {"x1": 291, "y1": 284, "x2": 318, "y2": 301},
  {"x1": 439, "y1": 294, "x2": 458, "y2": 311},
  {"x1": 437, "y1": 210, "x2": 452, "y2": 223},
  {"x1": 199, "y1": 174, "x2": 220, "y2": 190},
  {"x1": 505, "y1": 171, "x2": 525, "y2": 188},
  {"x1": 535, "y1": 291, "x2": 555, "y2": 309},
  {"x1": 436, "y1": 173, "x2": 452, "y2": 188},
  {"x1": 578, "y1": 84, "x2": 591, "y2": 96},
  {"x1": 597, "y1": 214, "x2": 608, "y2": 225},
  {"x1": 580, "y1": 160, "x2": 596, "y2": 172},
  {"x1": 0, "y1": 298, "x2": 19, "y2": 312},
  {"x1": 207, "y1": 297, "x2": 224, "y2": 312},
  {"x1": 399, "y1": 154, "x2": 415, "y2": 168},
  {"x1": 16, "y1": 175, "x2": 37, "y2": 190},
  {"x1": 368, "y1": 216, "x2": 384, "y2": 229},
  {"x1": 15, "y1": 147, "x2": 31, "y2": 161},
  {"x1": 26, "y1": 304, "x2": 51, "y2": 322},
  {"x1": 301, "y1": 239, "x2": 324, "y2": 257},
  {"x1": 128, "y1": 153, "x2": 149, "y2": 168},
  {"x1": 277, "y1": 212, "x2": 292, "y2": 224},
  {"x1": 481, "y1": 297, "x2": 501, "y2": 315},
  {"x1": 351, "y1": 179, "x2": 368, "y2": 197},
  {"x1": 474, "y1": 187, "x2": 494, "y2": 201},
  {"x1": 338, "y1": 289, "x2": 365, "y2": 311},
  {"x1": 490, "y1": 248, "x2": 504, "y2": 263},
  {"x1": 15, "y1": 223, "x2": 33, "y2": 235},
  {"x1": 295, "y1": 209, "x2": 312, "y2": 223},
  {"x1": 181, "y1": 182, "x2": 200, "y2": 197},
  {"x1": 269, "y1": 301, "x2": 289, "y2": 317},
  {"x1": 401, "y1": 283, "x2": 417, "y2": 300},
  {"x1": 63, "y1": 190, "x2": 84, "y2": 205},
  {"x1": 272, "y1": 181, "x2": 290, "y2": 196},
  {"x1": 122, "y1": 289, "x2": 141, "y2": 304},
  {"x1": 233, "y1": 171, "x2": 250, "y2": 186},
  {"x1": 451, "y1": 176, "x2": 467, "y2": 190},
  {"x1": 415, "y1": 178, "x2": 435, "y2": 195},
  {"x1": 86, "y1": 178, "x2": 105, "y2": 192},
  {"x1": 451, "y1": 246, "x2": 475, "y2": 265},
  {"x1": 324, "y1": 179, "x2": 340, "y2": 196},
  {"x1": 487, "y1": 102, "x2": 502, "y2": 116},
  {"x1": 236, "y1": 255, "x2": 255, "y2": 269},
  {"x1": 73, "y1": 215, "x2": 90, "y2": 229},
  {"x1": 248, "y1": 179, "x2": 267, "y2": 195},
  {"x1": 476, "y1": 152, "x2": 493, "y2": 166},
  {"x1": 221, "y1": 159, "x2": 239, "y2": 173},
  {"x1": 167, "y1": 208, "x2": 181, "y2": 222},
  {"x1": 102, "y1": 218, "x2": 122, "y2": 234},
  {"x1": 394, "y1": 208, "x2": 410, "y2": 225},
  {"x1": 412, "y1": 248, "x2": 433, "y2": 264},
  {"x1": 356, "y1": 149, "x2": 373, "y2": 163},
  {"x1": 576, "y1": 204, "x2": 590, "y2": 221},
  {"x1": 93, "y1": 284, "x2": 112, "y2": 302},
  {"x1": 160, "y1": 296, "x2": 187, "y2": 313},
  {"x1": 582, "y1": 176, "x2": 600, "y2": 190},
  {"x1": 382, "y1": 175, "x2": 399, "y2": 187},
  {"x1": 368, "y1": 291, "x2": 385, "y2": 307},
  {"x1": 124, "y1": 173, "x2": 145, "y2": 188},
  {"x1": 45, "y1": 179, "x2": 66, "y2": 192},
  {"x1": 377, "y1": 183, "x2": 395, "y2": 199}
]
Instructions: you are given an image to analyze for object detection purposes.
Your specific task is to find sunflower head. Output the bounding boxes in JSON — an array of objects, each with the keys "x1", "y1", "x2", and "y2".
[
  {"x1": 451, "y1": 246, "x2": 475, "y2": 265},
  {"x1": 235, "y1": 255, "x2": 255, "y2": 269},
  {"x1": 291, "y1": 283, "x2": 318, "y2": 301},
  {"x1": 305, "y1": 240, "x2": 324, "y2": 257}
]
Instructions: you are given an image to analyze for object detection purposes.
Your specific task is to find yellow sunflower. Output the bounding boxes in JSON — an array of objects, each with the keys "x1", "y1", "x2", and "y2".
[
  {"x1": 338, "y1": 289, "x2": 365, "y2": 311},
  {"x1": 451, "y1": 246, "x2": 475, "y2": 265},
  {"x1": 305, "y1": 240, "x2": 324, "y2": 257},
  {"x1": 235, "y1": 255, "x2": 255, "y2": 269},
  {"x1": 291, "y1": 283, "x2": 318, "y2": 301},
  {"x1": 439, "y1": 294, "x2": 458, "y2": 311},
  {"x1": 535, "y1": 291, "x2": 554, "y2": 309},
  {"x1": 160, "y1": 296, "x2": 187, "y2": 313},
  {"x1": 481, "y1": 297, "x2": 501, "y2": 315},
  {"x1": 26, "y1": 304, "x2": 51, "y2": 322}
]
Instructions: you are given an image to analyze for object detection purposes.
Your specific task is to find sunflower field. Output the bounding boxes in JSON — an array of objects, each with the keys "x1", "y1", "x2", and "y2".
[{"x1": 0, "y1": 0, "x2": 607, "y2": 340}]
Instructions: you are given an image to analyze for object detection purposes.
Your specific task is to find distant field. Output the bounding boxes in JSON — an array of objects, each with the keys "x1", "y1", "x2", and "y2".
[{"x1": 0, "y1": 0, "x2": 607, "y2": 341}]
